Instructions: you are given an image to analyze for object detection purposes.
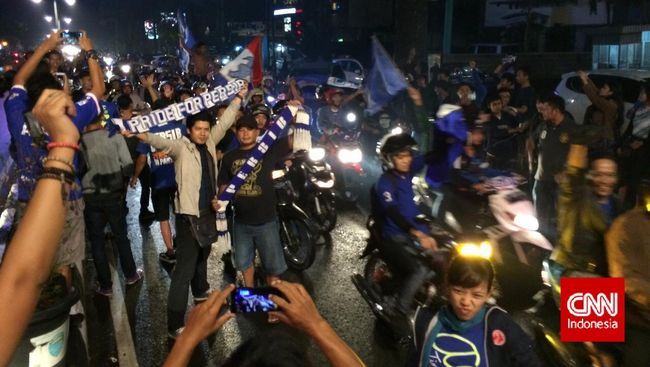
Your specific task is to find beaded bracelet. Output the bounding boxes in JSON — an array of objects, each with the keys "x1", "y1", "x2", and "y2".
[
  {"x1": 42, "y1": 156, "x2": 75, "y2": 173},
  {"x1": 47, "y1": 142, "x2": 80, "y2": 151},
  {"x1": 42, "y1": 166, "x2": 76, "y2": 183}
]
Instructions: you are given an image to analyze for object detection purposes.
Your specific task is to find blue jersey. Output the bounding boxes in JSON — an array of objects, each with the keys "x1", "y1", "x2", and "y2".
[
  {"x1": 375, "y1": 154, "x2": 427, "y2": 238},
  {"x1": 136, "y1": 123, "x2": 186, "y2": 191},
  {"x1": 5, "y1": 86, "x2": 100, "y2": 201}
]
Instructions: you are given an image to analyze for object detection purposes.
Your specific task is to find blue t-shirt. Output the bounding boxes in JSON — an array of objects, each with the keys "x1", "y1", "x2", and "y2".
[
  {"x1": 136, "y1": 123, "x2": 186, "y2": 191},
  {"x1": 375, "y1": 154, "x2": 428, "y2": 238},
  {"x1": 5, "y1": 86, "x2": 100, "y2": 201},
  {"x1": 428, "y1": 315, "x2": 487, "y2": 367}
]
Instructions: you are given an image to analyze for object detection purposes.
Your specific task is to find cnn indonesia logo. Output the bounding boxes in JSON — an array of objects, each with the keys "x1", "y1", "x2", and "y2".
[{"x1": 560, "y1": 278, "x2": 625, "y2": 342}]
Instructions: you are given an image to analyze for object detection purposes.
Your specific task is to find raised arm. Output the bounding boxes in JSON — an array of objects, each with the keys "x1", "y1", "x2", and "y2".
[
  {"x1": 140, "y1": 74, "x2": 159, "y2": 104},
  {"x1": 79, "y1": 32, "x2": 105, "y2": 99},
  {"x1": 0, "y1": 89, "x2": 79, "y2": 365},
  {"x1": 210, "y1": 83, "x2": 247, "y2": 143},
  {"x1": 13, "y1": 31, "x2": 62, "y2": 86},
  {"x1": 578, "y1": 71, "x2": 617, "y2": 115}
]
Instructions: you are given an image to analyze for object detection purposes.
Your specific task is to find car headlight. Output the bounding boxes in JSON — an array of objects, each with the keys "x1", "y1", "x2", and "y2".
[
  {"x1": 346, "y1": 112, "x2": 357, "y2": 123},
  {"x1": 513, "y1": 214, "x2": 539, "y2": 231},
  {"x1": 391, "y1": 126, "x2": 403, "y2": 135},
  {"x1": 338, "y1": 148, "x2": 362, "y2": 164},
  {"x1": 458, "y1": 241, "x2": 492, "y2": 259},
  {"x1": 308, "y1": 147, "x2": 326, "y2": 161}
]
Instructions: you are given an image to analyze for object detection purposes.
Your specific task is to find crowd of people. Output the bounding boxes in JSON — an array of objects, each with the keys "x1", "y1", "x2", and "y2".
[{"x1": 0, "y1": 28, "x2": 648, "y2": 367}]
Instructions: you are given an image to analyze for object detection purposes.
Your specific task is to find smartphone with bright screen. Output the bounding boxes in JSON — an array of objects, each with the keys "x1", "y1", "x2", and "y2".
[
  {"x1": 229, "y1": 287, "x2": 279, "y2": 313},
  {"x1": 60, "y1": 31, "x2": 82, "y2": 45}
]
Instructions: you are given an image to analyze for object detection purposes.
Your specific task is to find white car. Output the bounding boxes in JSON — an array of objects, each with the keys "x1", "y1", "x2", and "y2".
[{"x1": 555, "y1": 69, "x2": 650, "y2": 132}]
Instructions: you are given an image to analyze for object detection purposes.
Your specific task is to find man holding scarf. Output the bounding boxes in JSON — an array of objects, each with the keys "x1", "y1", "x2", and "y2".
[
  {"x1": 123, "y1": 84, "x2": 247, "y2": 338},
  {"x1": 217, "y1": 113, "x2": 293, "y2": 289}
]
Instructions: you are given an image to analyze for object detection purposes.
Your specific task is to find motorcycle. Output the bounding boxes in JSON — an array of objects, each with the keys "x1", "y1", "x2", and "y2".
[
  {"x1": 272, "y1": 168, "x2": 318, "y2": 271},
  {"x1": 413, "y1": 169, "x2": 554, "y2": 308},
  {"x1": 324, "y1": 116, "x2": 365, "y2": 202},
  {"x1": 288, "y1": 147, "x2": 338, "y2": 235},
  {"x1": 351, "y1": 213, "x2": 495, "y2": 338}
]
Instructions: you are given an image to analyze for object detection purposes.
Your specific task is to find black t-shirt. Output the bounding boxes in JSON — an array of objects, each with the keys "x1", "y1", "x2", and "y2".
[
  {"x1": 218, "y1": 137, "x2": 291, "y2": 225},
  {"x1": 513, "y1": 86, "x2": 536, "y2": 120}
]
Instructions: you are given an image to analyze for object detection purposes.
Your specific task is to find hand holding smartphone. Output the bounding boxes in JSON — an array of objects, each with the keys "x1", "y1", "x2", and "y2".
[
  {"x1": 60, "y1": 31, "x2": 82, "y2": 46},
  {"x1": 229, "y1": 287, "x2": 282, "y2": 313}
]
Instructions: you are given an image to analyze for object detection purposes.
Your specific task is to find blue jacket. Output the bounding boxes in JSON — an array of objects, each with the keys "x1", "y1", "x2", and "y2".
[{"x1": 408, "y1": 304, "x2": 542, "y2": 367}]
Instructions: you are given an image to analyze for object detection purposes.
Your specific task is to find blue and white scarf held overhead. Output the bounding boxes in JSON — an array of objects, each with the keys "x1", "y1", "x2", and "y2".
[{"x1": 111, "y1": 79, "x2": 246, "y2": 133}]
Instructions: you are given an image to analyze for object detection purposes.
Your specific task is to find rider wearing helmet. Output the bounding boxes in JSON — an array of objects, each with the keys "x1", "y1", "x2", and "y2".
[
  {"x1": 373, "y1": 133, "x2": 437, "y2": 314},
  {"x1": 317, "y1": 87, "x2": 346, "y2": 136},
  {"x1": 250, "y1": 103, "x2": 272, "y2": 130}
]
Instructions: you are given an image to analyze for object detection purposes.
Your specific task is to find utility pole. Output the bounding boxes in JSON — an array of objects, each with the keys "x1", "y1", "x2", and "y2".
[{"x1": 442, "y1": 0, "x2": 454, "y2": 55}]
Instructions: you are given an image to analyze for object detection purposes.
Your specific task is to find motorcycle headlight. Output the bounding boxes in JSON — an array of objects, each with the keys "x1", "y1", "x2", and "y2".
[
  {"x1": 458, "y1": 241, "x2": 492, "y2": 259},
  {"x1": 513, "y1": 214, "x2": 539, "y2": 231},
  {"x1": 338, "y1": 148, "x2": 362, "y2": 164},
  {"x1": 308, "y1": 147, "x2": 326, "y2": 162},
  {"x1": 266, "y1": 95, "x2": 276, "y2": 104},
  {"x1": 391, "y1": 126, "x2": 403, "y2": 135},
  {"x1": 346, "y1": 112, "x2": 357, "y2": 123},
  {"x1": 312, "y1": 178, "x2": 335, "y2": 189}
]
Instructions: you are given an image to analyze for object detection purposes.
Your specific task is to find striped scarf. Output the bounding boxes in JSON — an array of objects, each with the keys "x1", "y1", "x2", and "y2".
[{"x1": 212, "y1": 105, "x2": 299, "y2": 253}]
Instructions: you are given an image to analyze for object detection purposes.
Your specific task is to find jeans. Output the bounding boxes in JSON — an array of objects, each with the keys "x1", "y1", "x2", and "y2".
[
  {"x1": 232, "y1": 218, "x2": 287, "y2": 276},
  {"x1": 167, "y1": 214, "x2": 210, "y2": 332},
  {"x1": 84, "y1": 193, "x2": 137, "y2": 288},
  {"x1": 533, "y1": 179, "x2": 559, "y2": 243}
]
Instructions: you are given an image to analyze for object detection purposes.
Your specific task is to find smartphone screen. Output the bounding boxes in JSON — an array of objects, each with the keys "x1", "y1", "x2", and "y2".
[
  {"x1": 60, "y1": 31, "x2": 82, "y2": 45},
  {"x1": 229, "y1": 287, "x2": 279, "y2": 313},
  {"x1": 54, "y1": 72, "x2": 66, "y2": 88}
]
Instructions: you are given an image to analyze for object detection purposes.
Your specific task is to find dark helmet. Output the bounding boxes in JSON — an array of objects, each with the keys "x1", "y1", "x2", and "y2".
[
  {"x1": 191, "y1": 81, "x2": 208, "y2": 91},
  {"x1": 272, "y1": 99, "x2": 289, "y2": 115},
  {"x1": 120, "y1": 79, "x2": 132, "y2": 87},
  {"x1": 379, "y1": 133, "x2": 418, "y2": 169},
  {"x1": 250, "y1": 103, "x2": 271, "y2": 119}
]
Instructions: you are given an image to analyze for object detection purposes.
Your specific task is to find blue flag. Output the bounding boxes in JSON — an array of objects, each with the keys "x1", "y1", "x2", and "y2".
[
  {"x1": 365, "y1": 37, "x2": 408, "y2": 115},
  {"x1": 177, "y1": 10, "x2": 197, "y2": 73}
]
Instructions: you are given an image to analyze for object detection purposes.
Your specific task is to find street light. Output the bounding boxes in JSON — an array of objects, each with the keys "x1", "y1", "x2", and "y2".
[
  {"x1": 44, "y1": 15, "x2": 53, "y2": 22},
  {"x1": 63, "y1": 17, "x2": 71, "y2": 25},
  {"x1": 30, "y1": 0, "x2": 74, "y2": 30}
]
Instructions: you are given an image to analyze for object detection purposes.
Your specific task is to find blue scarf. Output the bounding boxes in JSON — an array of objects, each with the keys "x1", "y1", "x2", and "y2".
[
  {"x1": 213, "y1": 106, "x2": 298, "y2": 250},
  {"x1": 110, "y1": 79, "x2": 245, "y2": 133}
]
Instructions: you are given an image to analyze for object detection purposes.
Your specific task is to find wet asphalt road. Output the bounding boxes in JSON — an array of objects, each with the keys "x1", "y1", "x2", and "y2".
[
  {"x1": 83, "y1": 159, "x2": 409, "y2": 367},
  {"x1": 80, "y1": 151, "x2": 544, "y2": 367}
]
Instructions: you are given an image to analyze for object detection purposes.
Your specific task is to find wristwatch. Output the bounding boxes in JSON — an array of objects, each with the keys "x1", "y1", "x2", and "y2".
[{"x1": 85, "y1": 49, "x2": 100, "y2": 62}]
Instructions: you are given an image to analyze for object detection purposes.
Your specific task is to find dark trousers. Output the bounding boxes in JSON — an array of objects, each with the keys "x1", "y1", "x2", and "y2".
[
  {"x1": 139, "y1": 163, "x2": 151, "y2": 213},
  {"x1": 379, "y1": 234, "x2": 430, "y2": 311},
  {"x1": 533, "y1": 179, "x2": 559, "y2": 243},
  {"x1": 84, "y1": 193, "x2": 137, "y2": 288},
  {"x1": 167, "y1": 215, "x2": 210, "y2": 332}
]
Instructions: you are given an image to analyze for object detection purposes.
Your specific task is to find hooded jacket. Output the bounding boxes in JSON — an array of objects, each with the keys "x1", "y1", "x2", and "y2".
[{"x1": 408, "y1": 304, "x2": 542, "y2": 367}]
